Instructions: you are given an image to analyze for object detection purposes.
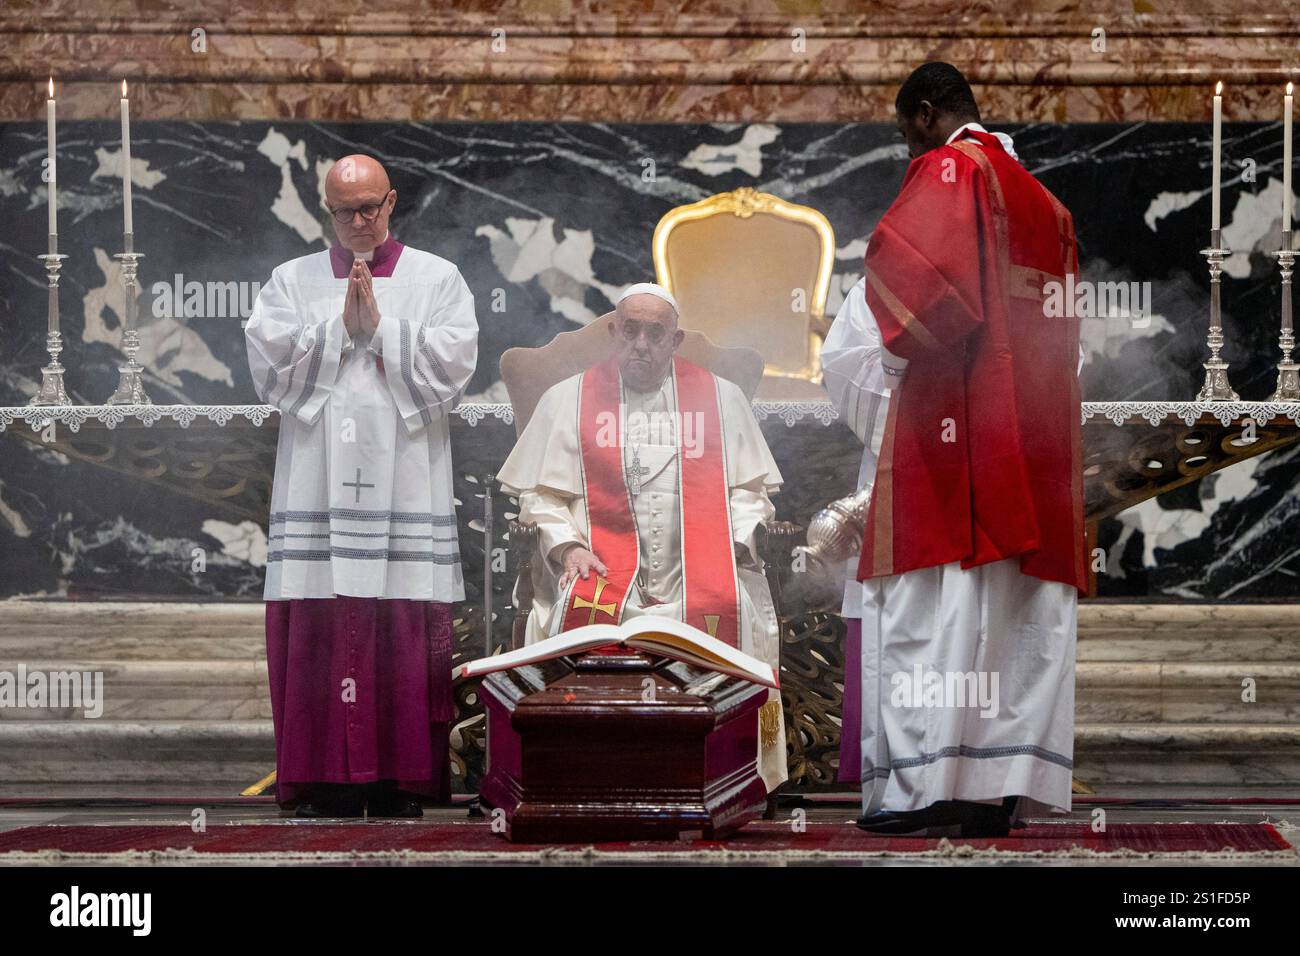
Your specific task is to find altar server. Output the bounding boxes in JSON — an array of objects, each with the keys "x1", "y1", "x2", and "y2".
[
  {"x1": 496, "y1": 284, "x2": 788, "y2": 791},
  {"x1": 245, "y1": 154, "x2": 478, "y2": 818},
  {"x1": 845, "y1": 63, "x2": 1087, "y2": 837}
]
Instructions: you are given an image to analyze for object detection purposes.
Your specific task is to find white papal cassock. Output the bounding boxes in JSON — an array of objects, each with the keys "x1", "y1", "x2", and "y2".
[
  {"x1": 496, "y1": 367, "x2": 789, "y2": 791},
  {"x1": 246, "y1": 241, "x2": 478, "y2": 601},
  {"x1": 823, "y1": 125, "x2": 1079, "y2": 817}
]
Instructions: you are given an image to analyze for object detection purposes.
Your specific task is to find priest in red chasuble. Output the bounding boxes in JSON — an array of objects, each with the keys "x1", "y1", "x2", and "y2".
[
  {"x1": 849, "y1": 63, "x2": 1087, "y2": 837},
  {"x1": 496, "y1": 284, "x2": 788, "y2": 791}
]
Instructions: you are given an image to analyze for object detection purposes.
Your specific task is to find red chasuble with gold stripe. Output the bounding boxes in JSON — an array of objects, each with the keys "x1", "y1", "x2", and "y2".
[
  {"x1": 857, "y1": 128, "x2": 1087, "y2": 593},
  {"x1": 561, "y1": 356, "x2": 742, "y2": 646}
]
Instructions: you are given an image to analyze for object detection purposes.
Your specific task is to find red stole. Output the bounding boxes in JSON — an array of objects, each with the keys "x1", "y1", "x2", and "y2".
[
  {"x1": 562, "y1": 356, "x2": 741, "y2": 646},
  {"x1": 857, "y1": 128, "x2": 1087, "y2": 593}
]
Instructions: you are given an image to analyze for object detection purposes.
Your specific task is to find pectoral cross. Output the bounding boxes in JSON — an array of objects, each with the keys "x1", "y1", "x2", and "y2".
[
  {"x1": 342, "y1": 467, "x2": 374, "y2": 503},
  {"x1": 625, "y1": 452, "x2": 650, "y2": 496},
  {"x1": 572, "y1": 576, "x2": 618, "y2": 626}
]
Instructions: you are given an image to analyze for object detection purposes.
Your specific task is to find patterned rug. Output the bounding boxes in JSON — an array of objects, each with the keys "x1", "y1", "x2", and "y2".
[{"x1": 0, "y1": 821, "x2": 1291, "y2": 864}]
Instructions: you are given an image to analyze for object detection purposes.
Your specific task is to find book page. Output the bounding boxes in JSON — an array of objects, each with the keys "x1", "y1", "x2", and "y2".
[
  {"x1": 454, "y1": 616, "x2": 777, "y2": 689},
  {"x1": 453, "y1": 624, "x2": 624, "y2": 679},
  {"x1": 621, "y1": 617, "x2": 777, "y2": 688}
]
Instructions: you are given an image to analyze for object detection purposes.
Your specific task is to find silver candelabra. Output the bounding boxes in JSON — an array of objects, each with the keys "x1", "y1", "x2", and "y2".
[
  {"x1": 1271, "y1": 229, "x2": 1299, "y2": 402},
  {"x1": 1197, "y1": 228, "x2": 1239, "y2": 402},
  {"x1": 29, "y1": 233, "x2": 71, "y2": 406},
  {"x1": 106, "y1": 232, "x2": 151, "y2": 405}
]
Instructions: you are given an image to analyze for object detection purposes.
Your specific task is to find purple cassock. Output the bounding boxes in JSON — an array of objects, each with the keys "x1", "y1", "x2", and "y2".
[
  {"x1": 838, "y1": 619, "x2": 861, "y2": 785},
  {"x1": 266, "y1": 597, "x2": 455, "y2": 806}
]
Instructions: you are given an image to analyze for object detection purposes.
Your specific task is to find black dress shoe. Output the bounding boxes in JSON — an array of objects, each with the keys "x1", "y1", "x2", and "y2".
[
  {"x1": 296, "y1": 783, "x2": 365, "y2": 818},
  {"x1": 952, "y1": 801, "x2": 1011, "y2": 838},
  {"x1": 856, "y1": 803, "x2": 964, "y2": 835},
  {"x1": 855, "y1": 810, "x2": 904, "y2": 829},
  {"x1": 366, "y1": 781, "x2": 424, "y2": 819},
  {"x1": 858, "y1": 800, "x2": 1011, "y2": 837}
]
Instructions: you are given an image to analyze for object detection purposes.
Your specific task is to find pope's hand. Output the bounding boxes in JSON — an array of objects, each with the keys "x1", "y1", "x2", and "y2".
[
  {"x1": 354, "y1": 259, "x2": 382, "y2": 336},
  {"x1": 557, "y1": 545, "x2": 607, "y2": 591}
]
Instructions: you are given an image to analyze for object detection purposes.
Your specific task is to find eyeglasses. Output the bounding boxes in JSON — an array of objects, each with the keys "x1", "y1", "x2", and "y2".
[
  {"x1": 619, "y1": 319, "x2": 670, "y2": 345},
  {"x1": 326, "y1": 192, "x2": 392, "y2": 224}
]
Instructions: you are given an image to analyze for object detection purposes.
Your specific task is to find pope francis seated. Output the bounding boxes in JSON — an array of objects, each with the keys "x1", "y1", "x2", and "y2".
[{"x1": 496, "y1": 283, "x2": 788, "y2": 791}]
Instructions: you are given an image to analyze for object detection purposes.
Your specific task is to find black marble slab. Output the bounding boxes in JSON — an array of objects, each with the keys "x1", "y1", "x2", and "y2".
[{"x1": 1, "y1": 119, "x2": 1297, "y2": 599}]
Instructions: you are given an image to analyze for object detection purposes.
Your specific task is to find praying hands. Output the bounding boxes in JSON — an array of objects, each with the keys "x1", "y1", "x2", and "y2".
[{"x1": 342, "y1": 259, "x2": 382, "y2": 339}]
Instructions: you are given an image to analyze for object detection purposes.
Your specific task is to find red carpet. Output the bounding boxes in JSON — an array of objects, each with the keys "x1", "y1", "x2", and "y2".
[{"x1": 0, "y1": 821, "x2": 1289, "y2": 861}]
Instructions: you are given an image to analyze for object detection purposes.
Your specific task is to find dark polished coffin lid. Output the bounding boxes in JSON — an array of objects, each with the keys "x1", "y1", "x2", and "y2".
[{"x1": 478, "y1": 651, "x2": 769, "y2": 843}]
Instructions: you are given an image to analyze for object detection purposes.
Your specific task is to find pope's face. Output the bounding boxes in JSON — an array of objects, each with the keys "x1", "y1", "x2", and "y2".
[{"x1": 611, "y1": 295, "x2": 684, "y2": 392}]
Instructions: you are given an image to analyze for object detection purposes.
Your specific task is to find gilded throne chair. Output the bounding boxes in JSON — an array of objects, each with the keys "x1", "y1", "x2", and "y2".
[{"x1": 652, "y1": 187, "x2": 836, "y2": 402}]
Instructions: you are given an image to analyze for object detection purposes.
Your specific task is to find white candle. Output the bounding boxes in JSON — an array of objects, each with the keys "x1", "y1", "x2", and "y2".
[
  {"x1": 1212, "y1": 81, "x2": 1223, "y2": 234},
  {"x1": 120, "y1": 79, "x2": 133, "y2": 236},
  {"x1": 1285, "y1": 82, "x2": 1294, "y2": 236},
  {"x1": 46, "y1": 77, "x2": 56, "y2": 237}
]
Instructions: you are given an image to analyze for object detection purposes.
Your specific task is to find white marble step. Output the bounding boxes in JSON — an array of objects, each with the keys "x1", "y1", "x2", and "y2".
[
  {"x1": 1076, "y1": 662, "x2": 1300, "y2": 723},
  {"x1": 0, "y1": 602, "x2": 266, "y2": 661},
  {"x1": 0, "y1": 720, "x2": 274, "y2": 787},
  {"x1": 1074, "y1": 723, "x2": 1300, "y2": 787},
  {"x1": 2, "y1": 718, "x2": 1295, "y2": 789},
  {"x1": 1, "y1": 658, "x2": 1296, "y2": 725},
  {"x1": 2, "y1": 601, "x2": 1298, "y2": 788},
  {"x1": 1078, "y1": 604, "x2": 1300, "y2": 662},
  {"x1": 0, "y1": 660, "x2": 270, "y2": 721},
  {"x1": 4, "y1": 600, "x2": 1299, "y2": 660}
]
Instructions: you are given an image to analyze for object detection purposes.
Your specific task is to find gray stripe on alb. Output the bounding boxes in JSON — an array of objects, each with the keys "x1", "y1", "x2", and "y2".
[
  {"x1": 286, "y1": 327, "x2": 327, "y2": 420},
  {"x1": 260, "y1": 325, "x2": 301, "y2": 406},
  {"x1": 398, "y1": 321, "x2": 433, "y2": 427},
  {"x1": 330, "y1": 509, "x2": 458, "y2": 524},
  {"x1": 327, "y1": 530, "x2": 461, "y2": 541},
  {"x1": 887, "y1": 744, "x2": 1074, "y2": 771},
  {"x1": 418, "y1": 326, "x2": 457, "y2": 396},
  {"x1": 271, "y1": 510, "x2": 458, "y2": 525},
  {"x1": 268, "y1": 532, "x2": 459, "y2": 543},
  {"x1": 268, "y1": 548, "x2": 463, "y2": 564}
]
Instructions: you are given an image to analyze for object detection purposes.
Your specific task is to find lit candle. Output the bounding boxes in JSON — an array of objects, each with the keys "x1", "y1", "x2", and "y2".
[
  {"x1": 46, "y1": 77, "x2": 56, "y2": 239},
  {"x1": 120, "y1": 79, "x2": 133, "y2": 236},
  {"x1": 1285, "y1": 82, "x2": 1294, "y2": 238},
  {"x1": 1212, "y1": 81, "x2": 1223, "y2": 234}
]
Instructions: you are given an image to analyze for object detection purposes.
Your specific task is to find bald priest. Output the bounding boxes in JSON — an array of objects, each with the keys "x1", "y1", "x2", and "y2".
[
  {"x1": 496, "y1": 284, "x2": 788, "y2": 792},
  {"x1": 245, "y1": 155, "x2": 479, "y2": 818}
]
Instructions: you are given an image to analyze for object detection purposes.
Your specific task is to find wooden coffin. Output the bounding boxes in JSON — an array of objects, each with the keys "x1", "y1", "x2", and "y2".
[{"x1": 478, "y1": 650, "x2": 769, "y2": 843}]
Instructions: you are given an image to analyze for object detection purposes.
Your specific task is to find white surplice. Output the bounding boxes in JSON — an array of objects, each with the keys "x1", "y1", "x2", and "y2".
[
  {"x1": 246, "y1": 245, "x2": 478, "y2": 601},
  {"x1": 825, "y1": 124, "x2": 1080, "y2": 817},
  {"x1": 821, "y1": 276, "x2": 890, "y2": 621},
  {"x1": 496, "y1": 367, "x2": 789, "y2": 790}
]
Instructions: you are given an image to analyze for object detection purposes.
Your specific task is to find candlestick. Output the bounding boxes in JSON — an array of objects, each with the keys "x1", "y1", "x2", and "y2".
[
  {"x1": 120, "y1": 80, "x2": 133, "y2": 237},
  {"x1": 46, "y1": 78, "x2": 56, "y2": 239},
  {"x1": 1286, "y1": 83, "x2": 1294, "y2": 238},
  {"x1": 105, "y1": 242, "x2": 151, "y2": 405},
  {"x1": 1271, "y1": 231, "x2": 1299, "y2": 401},
  {"x1": 1197, "y1": 228, "x2": 1238, "y2": 401},
  {"x1": 29, "y1": 239, "x2": 71, "y2": 407},
  {"x1": 1212, "y1": 81, "x2": 1223, "y2": 233}
]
